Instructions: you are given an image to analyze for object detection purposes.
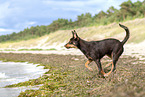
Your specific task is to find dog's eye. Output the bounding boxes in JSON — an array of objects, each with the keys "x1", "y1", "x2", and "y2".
[
  {"x1": 74, "y1": 38, "x2": 78, "y2": 41},
  {"x1": 73, "y1": 42, "x2": 75, "y2": 45},
  {"x1": 69, "y1": 41, "x2": 73, "y2": 44}
]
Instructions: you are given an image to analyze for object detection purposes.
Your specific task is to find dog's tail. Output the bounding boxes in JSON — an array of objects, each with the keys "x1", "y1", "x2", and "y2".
[{"x1": 119, "y1": 23, "x2": 130, "y2": 45}]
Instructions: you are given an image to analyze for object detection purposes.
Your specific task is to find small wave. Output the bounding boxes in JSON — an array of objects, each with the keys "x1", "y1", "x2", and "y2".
[{"x1": 0, "y1": 72, "x2": 8, "y2": 78}]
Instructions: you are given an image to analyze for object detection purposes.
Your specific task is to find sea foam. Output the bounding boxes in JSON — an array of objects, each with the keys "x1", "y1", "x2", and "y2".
[{"x1": 0, "y1": 72, "x2": 7, "y2": 78}]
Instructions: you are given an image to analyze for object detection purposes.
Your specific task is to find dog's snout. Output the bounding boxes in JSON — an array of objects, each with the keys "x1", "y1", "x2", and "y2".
[{"x1": 64, "y1": 44, "x2": 70, "y2": 49}]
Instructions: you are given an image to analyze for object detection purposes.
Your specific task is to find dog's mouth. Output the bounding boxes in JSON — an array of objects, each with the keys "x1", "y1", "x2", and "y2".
[
  {"x1": 64, "y1": 44, "x2": 70, "y2": 49},
  {"x1": 66, "y1": 47, "x2": 70, "y2": 49},
  {"x1": 64, "y1": 44, "x2": 77, "y2": 49},
  {"x1": 65, "y1": 46, "x2": 70, "y2": 49}
]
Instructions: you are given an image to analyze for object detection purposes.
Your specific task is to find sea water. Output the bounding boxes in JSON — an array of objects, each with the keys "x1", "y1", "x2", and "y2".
[{"x1": 0, "y1": 61, "x2": 49, "y2": 97}]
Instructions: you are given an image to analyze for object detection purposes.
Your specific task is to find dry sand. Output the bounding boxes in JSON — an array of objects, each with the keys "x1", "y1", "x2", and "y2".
[{"x1": 0, "y1": 41, "x2": 145, "y2": 60}]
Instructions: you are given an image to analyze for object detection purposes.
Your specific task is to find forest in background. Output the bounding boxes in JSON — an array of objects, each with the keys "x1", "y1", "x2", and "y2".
[{"x1": 0, "y1": 0, "x2": 145, "y2": 42}]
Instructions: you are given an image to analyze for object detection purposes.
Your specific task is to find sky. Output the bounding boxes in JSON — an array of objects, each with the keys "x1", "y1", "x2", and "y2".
[{"x1": 0, "y1": 0, "x2": 143, "y2": 35}]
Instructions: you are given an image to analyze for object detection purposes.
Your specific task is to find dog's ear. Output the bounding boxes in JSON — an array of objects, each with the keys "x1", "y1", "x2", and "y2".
[
  {"x1": 73, "y1": 30, "x2": 78, "y2": 39},
  {"x1": 72, "y1": 31, "x2": 74, "y2": 37}
]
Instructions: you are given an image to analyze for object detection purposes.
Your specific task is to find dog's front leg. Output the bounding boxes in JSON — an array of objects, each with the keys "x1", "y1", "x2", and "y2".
[{"x1": 85, "y1": 60, "x2": 93, "y2": 71}]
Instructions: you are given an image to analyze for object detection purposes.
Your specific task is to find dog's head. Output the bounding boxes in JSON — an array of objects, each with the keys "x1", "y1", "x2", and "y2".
[{"x1": 64, "y1": 30, "x2": 80, "y2": 49}]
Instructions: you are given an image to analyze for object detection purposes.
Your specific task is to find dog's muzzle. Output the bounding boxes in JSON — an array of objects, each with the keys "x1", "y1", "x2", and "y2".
[
  {"x1": 64, "y1": 43, "x2": 77, "y2": 49},
  {"x1": 64, "y1": 44, "x2": 70, "y2": 49}
]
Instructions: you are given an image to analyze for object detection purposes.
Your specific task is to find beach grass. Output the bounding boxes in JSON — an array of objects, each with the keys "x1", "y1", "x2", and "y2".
[{"x1": 1, "y1": 18, "x2": 145, "y2": 50}]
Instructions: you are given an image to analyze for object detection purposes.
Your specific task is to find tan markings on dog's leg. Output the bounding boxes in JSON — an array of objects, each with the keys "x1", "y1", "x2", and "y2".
[
  {"x1": 104, "y1": 61, "x2": 114, "y2": 77},
  {"x1": 100, "y1": 69, "x2": 106, "y2": 75},
  {"x1": 105, "y1": 53, "x2": 113, "y2": 68},
  {"x1": 85, "y1": 60, "x2": 93, "y2": 71},
  {"x1": 104, "y1": 61, "x2": 112, "y2": 68}
]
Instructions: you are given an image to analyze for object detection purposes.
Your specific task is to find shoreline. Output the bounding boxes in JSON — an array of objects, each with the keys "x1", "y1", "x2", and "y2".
[{"x1": 0, "y1": 60, "x2": 49, "y2": 97}]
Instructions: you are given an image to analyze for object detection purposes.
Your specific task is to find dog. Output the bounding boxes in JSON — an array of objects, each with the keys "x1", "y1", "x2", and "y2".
[{"x1": 65, "y1": 24, "x2": 129, "y2": 77}]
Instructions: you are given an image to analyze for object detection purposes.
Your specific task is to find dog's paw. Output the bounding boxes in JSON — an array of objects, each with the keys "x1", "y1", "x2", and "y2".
[{"x1": 104, "y1": 74, "x2": 109, "y2": 77}]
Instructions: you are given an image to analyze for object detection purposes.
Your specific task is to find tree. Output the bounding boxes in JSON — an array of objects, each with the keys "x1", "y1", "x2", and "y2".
[
  {"x1": 1, "y1": 0, "x2": 145, "y2": 43},
  {"x1": 140, "y1": 1, "x2": 145, "y2": 17},
  {"x1": 76, "y1": 13, "x2": 92, "y2": 27},
  {"x1": 120, "y1": 0, "x2": 135, "y2": 20},
  {"x1": 97, "y1": 11, "x2": 107, "y2": 19},
  {"x1": 107, "y1": 6, "x2": 118, "y2": 16}
]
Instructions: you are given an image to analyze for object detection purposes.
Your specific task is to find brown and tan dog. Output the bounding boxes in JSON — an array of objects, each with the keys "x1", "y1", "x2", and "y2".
[{"x1": 65, "y1": 24, "x2": 129, "y2": 77}]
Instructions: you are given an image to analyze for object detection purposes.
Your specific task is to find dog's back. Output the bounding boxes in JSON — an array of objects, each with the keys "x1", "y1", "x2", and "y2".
[{"x1": 86, "y1": 38, "x2": 123, "y2": 59}]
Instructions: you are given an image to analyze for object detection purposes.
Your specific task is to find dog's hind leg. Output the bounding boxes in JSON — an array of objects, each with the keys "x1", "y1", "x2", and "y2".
[
  {"x1": 104, "y1": 61, "x2": 114, "y2": 77},
  {"x1": 104, "y1": 54, "x2": 113, "y2": 68},
  {"x1": 103, "y1": 56, "x2": 115, "y2": 76},
  {"x1": 103, "y1": 51, "x2": 123, "y2": 76},
  {"x1": 95, "y1": 59, "x2": 114, "y2": 77},
  {"x1": 112, "y1": 56, "x2": 120, "y2": 72},
  {"x1": 104, "y1": 61, "x2": 112, "y2": 68},
  {"x1": 112, "y1": 48, "x2": 123, "y2": 72},
  {"x1": 85, "y1": 60, "x2": 93, "y2": 71}
]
